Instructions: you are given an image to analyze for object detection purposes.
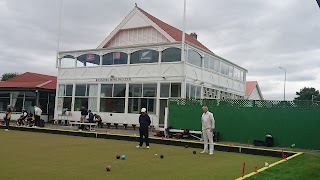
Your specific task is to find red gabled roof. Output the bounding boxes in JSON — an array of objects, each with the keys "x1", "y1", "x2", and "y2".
[
  {"x1": 246, "y1": 81, "x2": 257, "y2": 96},
  {"x1": 137, "y1": 7, "x2": 212, "y2": 52},
  {"x1": 0, "y1": 72, "x2": 57, "y2": 90}
]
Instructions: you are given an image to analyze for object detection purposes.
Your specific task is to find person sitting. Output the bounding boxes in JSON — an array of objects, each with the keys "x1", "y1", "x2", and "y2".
[
  {"x1": 93, "y1": 114, "x2": 103, "y2": 128},
  {"x1": 26, "y1": 111, "x2": 35, "y2": 127},
  {"x1": 17, "y1": 109, "x2": 28, "y2": 126},
  {"x1": 80, "y1": 110, "x2": 101, "y2": 130},
  {"x1": 87, "y1": 110, "x2": 94, "y2": 123}
]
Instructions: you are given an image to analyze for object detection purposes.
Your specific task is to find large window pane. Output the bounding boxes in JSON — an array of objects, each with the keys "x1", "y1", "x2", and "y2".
[
  {"x1": 102, "y1": 52, "x2": 128, "y2": 65},
  {"x1": 143, "y1": 84, "x2": 157, "y2": 97},
  {"x1": 186, "y1": 84, "x2": 190, "y2": 98},
  {"x1": 39, "y1": 92, "x2": 48, "y2": 99},
  {"x1": 88, "y1": 97, "x2": 97, "y2": 112},
  {"x1": 128, "y1": 98, "x2": 139, "y2": 112},
  {"x1": 171, "y1": 83, "x2": 181, "y2": 97},
  {"x1": 66, "y1": 85, "x2": 73, "y2": 96},
  {"x1": 74, "y1": 98, "x2": 88, "y2": 111},
  {"x1": 100, "y1": 98, "x2": 125, "y2": 113},
  {"x1": 131, "y1": 50, "x2": 159, "y2": 64},
  {"x1": 160, "y1": 83, "x2": 170, "y2": 97},
  {"x1": 146, "y1": 99, "x2": 155, "y2": 113},
  {"x1": 63, "y1": 97, "x2": 72, "y2": 111},
  {"x1": 101, "y1": 84, "x2": 113, "y2": 97},
  {"x1": 39, "y1": 98, "x2": 48, "y2": 114},
  {"x1": 14, "y1": 98, "x2": 24, "y2": 112},
  {"x1": 58, "y1": 85, "x2": 65, "y2": 96},
  {"x1": 214, "y1": 58, "x2": 220, "y2": 72},
  {"x1": 77, "y1": 54, "x2": 100, "y2": 67},
  {"x1": 195, "y1": 86, "x2": 201, "y2": 99},
  {"x1": 221, "y1": 62, "x2": 229, "y2": 76},
  {"x1": 60, "y1": 55, "x2": 75, "y2": 68},
  {"x1": 139, "y1": 98, "x2": 155, "y2": 113},
  {"x1": 87, "y1": 84, "x2": 98, "y2": 97},
  {"x1": 229, "y1": 66, "x2": 234, "y2": 77},
  {"x1": 25, "y1": 99, "x2": 36, "y2": 112},
  {"x1": 240, "y1": 71, "x2": 244, "y2": 82},
  {"x1": 113, "y1": 84, "x2": 126, "y2": 97},
  {"x1": 161, "y1": 48, "x2": 181, "y2": 62},
  {"x1": 49, "y1": 93, "x2": 55, "y2": 114},
  {"x1": 188, "y1": 50, "x2": 202, "y2": 67},
  {"x1": 129, "y1": 84, "x2": 142, "y2": 97},
  {"x1": 0, "y1": 98, "x2": 10, "y2": 111},
  {"x1": 210, "y1": 57, "x2": 215, "y2": 70},
  {"x1": 75, "y1": 84, "x2": 86, "y2": 96},
  {"x1": 190, "y1": 85, "x2": 196, "y2": 99},
  {"x1": 204, "y1": 55, "x2": 210, "y2": 69},
  {"x1": 128, "y1": 98, "x2": 156, "y2": 114}
]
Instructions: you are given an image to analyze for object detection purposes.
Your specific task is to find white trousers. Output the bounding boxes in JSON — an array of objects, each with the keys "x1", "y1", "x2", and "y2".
[{"x1": 202, "y1": 129, "x2": 214, "y2": 153}]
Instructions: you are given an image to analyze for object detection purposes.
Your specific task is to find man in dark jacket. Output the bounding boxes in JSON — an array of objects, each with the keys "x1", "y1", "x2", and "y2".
[
  {"x1": 136, "y1": 108, "x2": 151, "y2": 149},
  {"x1": 4, "y1": 105, "x2": 12, "y2": 131},
  {"x1": 79, "y1": 107, "x2": 88, "y2": 131},
  {"x1": 87, "y1": 110, "x2": 94, "y2": 123}
]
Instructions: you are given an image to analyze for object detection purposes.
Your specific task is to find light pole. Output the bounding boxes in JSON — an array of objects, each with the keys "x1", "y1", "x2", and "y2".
[{"x1": 279, "y1": 67, "x2": 286, "y2": 101}]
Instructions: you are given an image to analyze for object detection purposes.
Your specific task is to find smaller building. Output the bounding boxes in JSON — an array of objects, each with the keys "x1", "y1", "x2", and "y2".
[
  {"x1": 245, "y1": 81, "x2": 263, "y2": 100},
  {"x1": 0, "y1": 72, "x2": 56, "y2": 121}
]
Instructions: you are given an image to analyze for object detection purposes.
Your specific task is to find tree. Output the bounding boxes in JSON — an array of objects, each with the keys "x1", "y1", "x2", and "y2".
[
  {"x1": 1, "y1": 72, "x2": 19, "y2": 81},
  {"x1": 295, "y1": 87, "x2": 320, "y2": 101}
]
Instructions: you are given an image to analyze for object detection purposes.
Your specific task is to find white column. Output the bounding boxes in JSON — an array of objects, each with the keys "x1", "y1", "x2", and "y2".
[
  {"x1": 200, "y1": 55, "x2": 204, "y2": 99},
  {"x1": 181, "y1": 80, "x2": 186, "y2": 98},
  {"x1": 127, "y1": 53, "x2": 131, "y2": 77},
  {"x1": 124, "y1": 82, "x2": 129, "y2": 114},
  {"x1": 156, "y1": 81, "x2": 161, "y2": 127},
  {"x1": 181, "y1": 46, "x2": 188, "y2": 98},
  {"x1": 99, "y1": 54, "x2": 103, "y2": 77},
  {"x1": 54, "y1": 82, "x2": 59, "y2": 119},
  {"x1": 97, "y1": 83, "x2": 101, "y2": 113},
  {"x1": 158, "y1": 50, "x2": 162, "y2": 78},
  {"x1": 71, "y1": 83, "x2": 76, "y2": 112}
]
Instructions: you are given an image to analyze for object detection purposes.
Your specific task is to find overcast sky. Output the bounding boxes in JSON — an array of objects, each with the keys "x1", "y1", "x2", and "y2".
[{"x1": 0, "y1": 0, "x2": 319, "y2": 100}]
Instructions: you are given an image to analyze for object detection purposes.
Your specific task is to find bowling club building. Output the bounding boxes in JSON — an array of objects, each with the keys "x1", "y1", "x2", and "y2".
[{"x1": 55, "y1": 6, "x2": 248, "y2": 128}]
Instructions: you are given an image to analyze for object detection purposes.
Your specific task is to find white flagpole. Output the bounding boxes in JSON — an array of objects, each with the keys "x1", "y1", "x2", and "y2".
[
  {"x1": 56, "y1": 0, "x2": 63, "y2": 68},
  {"x1": 181, "y1": 0, "x2": 187, "y2": 98},
  {"x1": 181, "y1": 0, "x2": 186, "y2": 61}
]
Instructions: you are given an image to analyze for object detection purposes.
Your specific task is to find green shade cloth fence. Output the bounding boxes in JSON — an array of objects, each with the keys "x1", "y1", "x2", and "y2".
[{"x1": 168, "y1": 99, "x2": 320, "y2": 150}]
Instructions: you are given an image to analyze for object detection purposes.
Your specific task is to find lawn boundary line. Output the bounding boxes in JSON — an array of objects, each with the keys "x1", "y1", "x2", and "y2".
[
  {"x1": 235, "y1": 152, "x2": 303, "y2": 180},
  {"x1": 1, "y1": 125, "x2": 299, "y2": 159}
]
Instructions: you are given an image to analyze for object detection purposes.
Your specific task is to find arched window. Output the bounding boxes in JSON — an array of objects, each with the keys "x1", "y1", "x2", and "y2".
[
  {"x1": 130, "y1": 49, "x2": 159, "y2": 64},
  {"x1": 161, "y1": 48, "x2": 181, "y2": 62},
  {"x1": 188, "y1": 50, "x2": 202, "y2": 67},
  {"x1": 60, "y1": 55, "x2": 75, "y2": 68},
  {"x1": 102, "y1": 52, "x2": 127, "y2": 65},
  {"x1": 77, "y1": 54, "x2": 100, "y2": 67}
]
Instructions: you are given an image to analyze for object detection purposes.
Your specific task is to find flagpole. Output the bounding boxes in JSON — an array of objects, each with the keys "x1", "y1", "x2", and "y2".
[
  {"x1": 182, "y1": 0, "x2": 186, "y2": 48},
  {"x1": 56, "y1": 0, "x2": 63, "y2": 68},
  {"x1": 181, "y1": 0, "x2": 187, "y2": 98}
]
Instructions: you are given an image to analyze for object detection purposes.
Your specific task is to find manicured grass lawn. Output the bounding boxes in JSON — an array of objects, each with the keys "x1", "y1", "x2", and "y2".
[
  {"x1": 248, "y1": 153, "x2": 320, "y2": 180},
  {"x1": 0, "y1": 130, "x2": 279, "y2": 180}
]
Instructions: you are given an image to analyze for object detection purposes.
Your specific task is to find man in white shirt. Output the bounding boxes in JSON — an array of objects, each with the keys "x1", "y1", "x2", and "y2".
[
  {"x1": 201, "y1": 106, "x2": 215, "y2": 155},
  {"x1": 34, "y1": 106, "x2": 42, "y2": 127}
]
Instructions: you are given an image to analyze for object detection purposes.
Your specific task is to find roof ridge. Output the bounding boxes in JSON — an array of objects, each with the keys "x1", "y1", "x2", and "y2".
[
  {"x1": 137, "y1": 7, "x2": 182, "y2": 35},
  {"x1": 136, "y1": 7, "x2": 211, "y2": 52},
  {"x1": 36, "y1": 80, "x2": 53, "y2": 88}
]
